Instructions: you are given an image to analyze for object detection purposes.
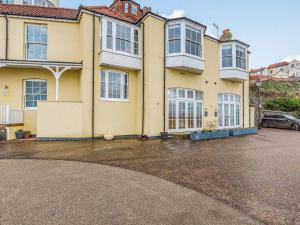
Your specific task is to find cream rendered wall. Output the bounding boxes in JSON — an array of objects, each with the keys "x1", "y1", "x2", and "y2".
[
  {"x1": 142, "y1": 15, "x2": 250, "y2": 136},
  {"x1": 5, "y1": 17, "x2": 80, "y2": 62},
  {"x1": 167, "y1": 38, "x2": 250, "y2": 130},
  {"x1": 37, "y1": 101, "x2": 83, "y2": 138},
  {"x1": 78, "y1": 13, "x2": 95, "y2": 138},
  {"x1": 0, "y1": 68, "x2": 80, "y2": 133},
  {"x1": 143, "y1": 16, "x2": 165, "y2": 137},
  {"x1": 95, "y1": 66, "x2": 139, "y2": 137},
  {"x1": 0, "y1": 17, "x2": 5, "y2": 59}
]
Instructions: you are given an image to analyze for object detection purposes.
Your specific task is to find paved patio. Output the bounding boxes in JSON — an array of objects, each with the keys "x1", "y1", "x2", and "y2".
[{"x1": 0, "y1": 129, "x2": 299, "y2": 225}]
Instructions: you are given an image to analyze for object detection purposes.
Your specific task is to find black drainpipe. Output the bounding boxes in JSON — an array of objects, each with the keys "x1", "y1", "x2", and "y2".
[
  {"x1": 141, "y1": 22, "x2": 145, "y2": 136},
  {"x1": 92, "y1": 14, "x2": 95, "y2": 140},
  {"x1": 163, "y1": 21, "x2": 167, "y2": 133},
  {"x1": 5, "y1": 15, "x2": 8, "y2": 60}
]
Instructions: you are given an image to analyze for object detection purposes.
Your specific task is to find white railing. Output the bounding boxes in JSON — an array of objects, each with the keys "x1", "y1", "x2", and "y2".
[{"x1": 0, "y1": 106, "x2": 24, "y2": 125}]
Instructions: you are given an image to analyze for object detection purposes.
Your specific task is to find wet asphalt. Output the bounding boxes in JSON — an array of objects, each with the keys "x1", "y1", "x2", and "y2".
[{"x1": 0, "y1": 129, "x2": 299, "y2": 225}]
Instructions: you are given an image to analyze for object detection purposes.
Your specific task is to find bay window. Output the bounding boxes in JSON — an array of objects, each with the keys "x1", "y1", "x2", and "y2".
[
  {"x1": 100, "y1": 71, "x2": 128, "y2": 101},
  {"x1": 222, "y1": 45, "x2": 233, "y2": 68},
  {"x1": 106, "y1": 21, "x2": 113, "y2": 49},
  {"x1": 236, "y1": 46, "x2": 246, "y2": 69},
  {"x1": 116, "y1": 24, "x2": 131, "y2": 53},
  {"x1": 221, "y1": 42, "x2": 248, "y2": 71},
  {"x1": 104, "y1": 20, "x2": 140, "y2": 57},
  {"x1": 168, "y1": 24, "x2": 181, "y2": 54},
  {"x1": 185, "y1": 26, "x2": 202, "y2": 57},
  {"x1": 218, "y1": 94, "x2": 240, "y2": 128},
  {"x1": 26, "y1": 24, "x2": 48, "y2": 60}
]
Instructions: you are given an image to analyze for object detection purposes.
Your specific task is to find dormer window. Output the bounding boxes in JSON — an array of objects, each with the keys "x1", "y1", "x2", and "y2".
[
  {"x1": 124, "y1": 2, "x2": 129, "y2": 13},
  {"x1": 132, "y1": 5, "x2": 138, "y2": 15}
]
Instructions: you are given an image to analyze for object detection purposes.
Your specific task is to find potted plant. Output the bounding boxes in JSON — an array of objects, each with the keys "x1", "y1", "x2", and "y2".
[
  {"x1": 191, "y1": 120, "x2": 230, "y2": 141},
  {"x1": 15, "y1": 129, "x2": 24, "y2": 139},
  {"x1": 24, "y1": 131, "x2": 32, "y2": 139}
]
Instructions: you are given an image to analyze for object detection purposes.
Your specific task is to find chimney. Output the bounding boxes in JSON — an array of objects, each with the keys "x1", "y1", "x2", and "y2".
[
  {"x1": 220, "y1": 29, "x2": 233, "y2": 41},
  {"x1": 142, "y1": 6, "x2": 152, "y2": 13}
]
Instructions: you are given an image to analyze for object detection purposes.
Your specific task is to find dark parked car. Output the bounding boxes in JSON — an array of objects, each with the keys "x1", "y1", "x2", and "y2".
[{"x1": 261, "y1": 114, "x2": 300, "y2": 130}]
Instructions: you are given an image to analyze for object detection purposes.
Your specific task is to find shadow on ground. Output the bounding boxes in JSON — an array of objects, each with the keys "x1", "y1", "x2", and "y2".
[{"x1": 0, "y1": 129, "x2": 299, "y2": 225}]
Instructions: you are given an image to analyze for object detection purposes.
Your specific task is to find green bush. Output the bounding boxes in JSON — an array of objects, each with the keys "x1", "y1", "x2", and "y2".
[{"x1": 264, "y1": 97, "x2": 300, "y2": 112}]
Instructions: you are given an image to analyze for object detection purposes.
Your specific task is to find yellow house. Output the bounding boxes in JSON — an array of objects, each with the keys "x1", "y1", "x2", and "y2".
[{"x1": 0, "y1": 0, "x2": 254, "y2": 140}]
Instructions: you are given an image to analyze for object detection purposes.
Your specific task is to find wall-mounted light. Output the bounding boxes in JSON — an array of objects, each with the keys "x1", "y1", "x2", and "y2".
[
  {"x1": 214, "y1": 109, "x2": 218, "y2": 117},
  {"x1": 205, "y1": 108, "x2": 208, "y2": 117},
  {"x1": 3, "y1": 85, "x2": 9, "y2": 96}
]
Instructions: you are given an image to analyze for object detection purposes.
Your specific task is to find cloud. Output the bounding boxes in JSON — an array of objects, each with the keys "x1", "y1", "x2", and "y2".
[
  {"x1": 162, "y1": 9, "x2": 185, "y2": 19},
  {"x1": 283, "y1": 55, "x2": 300, "y2": 62}
]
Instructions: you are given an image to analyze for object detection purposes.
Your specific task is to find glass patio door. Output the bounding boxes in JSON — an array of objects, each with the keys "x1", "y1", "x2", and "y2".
[{"x1": 168, "y1": 88, "x2": 203, "y2": 132}]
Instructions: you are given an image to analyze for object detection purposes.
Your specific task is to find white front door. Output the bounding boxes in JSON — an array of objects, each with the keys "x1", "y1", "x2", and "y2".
[{"x1": 168, "y1": 88, "x2": 203, "y2": 132}]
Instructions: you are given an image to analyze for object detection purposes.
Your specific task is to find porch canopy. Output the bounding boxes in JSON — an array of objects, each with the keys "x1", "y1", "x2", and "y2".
[{"x1": 0, "y1": 59, "x2": 82, "y2": 101}]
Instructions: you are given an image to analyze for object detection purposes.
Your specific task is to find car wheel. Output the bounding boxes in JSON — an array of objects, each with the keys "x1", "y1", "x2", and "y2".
[
  {"x1": 261, "y1": 121, "x2": 269, "y2": 128},
  {"x1": 291, "y1": 124, "x2": 299, "y2": 131}
]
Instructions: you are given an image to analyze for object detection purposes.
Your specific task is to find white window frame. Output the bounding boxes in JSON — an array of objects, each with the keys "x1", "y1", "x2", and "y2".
[
  {"x1": 185, "y1": 25, "x2": 202, "y2": 58},
  {"x1": 102, "y1": 18, "x2": 141, "y2": 58},
  {"x1": 218, "y1": 93, "x2": 240, "y2": 129},
  {"x1": 132, "y1": 5, "x2": 138, "y2": 15},
  {"x1": 166, "y1": 20, "x2": 205, "y2": 60},
  {"x1": 23, "y1": 79, "x2": 47, "y2": 110},
  {"x1": 100, "y1": 70, "x2": 129, "y2": 102},
  {"x1": 124, "y1": 2, "x2": 129, "y2": 13},
  {"x1": 168, "y1": 88, "x2": 204, "y2": 132},
  {"x1": 220, "y1": 42, "x2": 248, "y2": 71},
  {"x1": 25, "y1": 23, "x2": 48, "y2": 61}
]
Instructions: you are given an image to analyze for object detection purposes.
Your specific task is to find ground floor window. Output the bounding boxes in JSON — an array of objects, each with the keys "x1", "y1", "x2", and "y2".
[
  {"x1": 218, "y1": 93, "x2": 240, "y2": 128},
  {"x1": 168, "y1": 88, "x2": 203, "y2": 132},
  {"x1": 100, "y1": 71, "x2": 128, "y2": 101},
  {"x1": 24, "y1": 80, "x2": 47, "y2": 109}
]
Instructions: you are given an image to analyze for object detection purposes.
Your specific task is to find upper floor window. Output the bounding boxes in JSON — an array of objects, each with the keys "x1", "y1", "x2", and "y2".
[
  {"x1": 185, "y1": 26, "x2": 202, "y2": 57},
  {"x1": 104, "y1": 20, "x2": 140, "y2": 56},
  {"x1": 166, "y1": 20, "x2": 205, "y2": 60},
  {"x1": 236, "y1": 46, "x2": 246, "y2": 69},
  {"x1": 168, "y1": 24, "x2": 181, "y2": 54},
  {"x1": 221, "y1": 42, "x2": 248, "y2": 70},
  {"x1": 100, "y1": 71, "x2": 128, "y2": 101},
  {"x1": 24, "y1": 79, "x2": 47, "y2": 109},
  {"x1": 291, "y1": 64, "x2": 295, "y2": 68},
  {"x1": 106, "y1": 21, "x2": 113, "y2": 49},
  {"x1": 133, "y1": 29, "x2": 139, "y2": 55},
  {"x1": 124, "y1": 3, "x2": 129, "y2": 13},
  {"x1": 132, "y1": 5, "x2": 138, "y2": 15},
  {"x1": 222, "y1": 45, "x2": 233, "y2": 68},
  {"x1": 116, "y1": 24, "x2": 131, "y2": 53},
  {"x1": 26, "y1": 24, "x2": 48, "y2": 60}
]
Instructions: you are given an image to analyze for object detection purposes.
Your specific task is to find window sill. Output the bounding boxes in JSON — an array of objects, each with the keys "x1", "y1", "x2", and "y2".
[
  {"x1": 100, "y1": 98, "x2": 130, "y2": 103},
  {"x1": 167, "y1": 53, "x2": 204, "y2": 61},
  {"x1": 220, "y1": 67, "x2": 247, "y2": 72},
  {"x1": 100, "y1": 49, "x2": 141, "y2": 59}
]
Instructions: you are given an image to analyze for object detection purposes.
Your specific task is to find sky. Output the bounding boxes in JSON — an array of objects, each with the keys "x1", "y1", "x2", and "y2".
[{"x1": 61, "y1": 0, "x2": 300, "y2": 69}]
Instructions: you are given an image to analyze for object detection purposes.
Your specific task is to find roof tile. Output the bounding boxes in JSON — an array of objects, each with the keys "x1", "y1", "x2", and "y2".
[{"x1": 0, "y1": 4, "x2": 79, "y2": 20}]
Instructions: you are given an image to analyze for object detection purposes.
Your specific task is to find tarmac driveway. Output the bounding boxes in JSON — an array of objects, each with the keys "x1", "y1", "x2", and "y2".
[
  {"x1": 0, "y1": 129, "x2": 299, "y2": 225},
  {"x1": 0, "y1": 160, "x2": 259, "y2": 225}
]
